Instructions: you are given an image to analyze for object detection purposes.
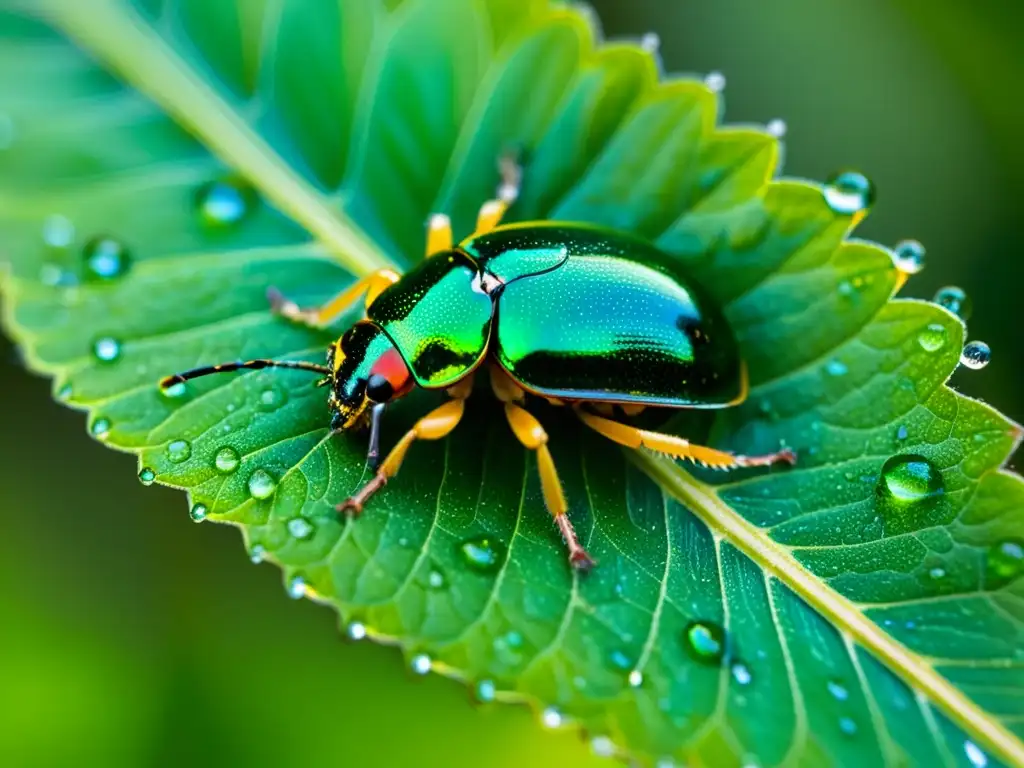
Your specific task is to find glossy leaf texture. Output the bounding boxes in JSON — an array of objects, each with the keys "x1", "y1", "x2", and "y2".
[{"x1": 1, "y1": 1, "x2": 1023, "y2": 765}]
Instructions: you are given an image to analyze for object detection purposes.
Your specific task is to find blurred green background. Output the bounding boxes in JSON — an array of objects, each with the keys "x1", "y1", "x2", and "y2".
[{"x1": 1, "y1": 0, "x2": 1021, "y2": 765}]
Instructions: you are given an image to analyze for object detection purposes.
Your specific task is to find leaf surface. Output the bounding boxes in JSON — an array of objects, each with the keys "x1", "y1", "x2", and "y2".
[{"x1": 2, "y1": 1, "x2": 1023, "y2": 765}]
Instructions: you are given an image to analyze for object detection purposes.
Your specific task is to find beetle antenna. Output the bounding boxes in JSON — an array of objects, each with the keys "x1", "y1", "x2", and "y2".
[
  {"x1": 366, "y1": 403, "x2": 386, "y2": 471},
  {"x1": 160, "y1": 359, "x2": 332, "y2": 390}
]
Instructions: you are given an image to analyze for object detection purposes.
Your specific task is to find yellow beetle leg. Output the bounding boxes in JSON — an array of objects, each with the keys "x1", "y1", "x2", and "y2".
[
  {"x1": 474, "y1": 152, "x2": 522, "y2": 236},
  {"x1": 269, "y1": 268, "x2": 400, "y2": 328},
  {"x1": 576, "y1": 409, "x2": 796, "y2": 470}
]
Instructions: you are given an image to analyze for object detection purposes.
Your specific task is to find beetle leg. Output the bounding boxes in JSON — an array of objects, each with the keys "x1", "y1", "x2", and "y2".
[
  {"x1": 426, "y1": 213, "x2": 453, "y2": 257},
  {"x1": 473, "y1": 152, "x2": 522, "y2": 235},
  {"x1": 576, "y1": 409, "x2": 797, "y2": 470},
  {"x1": 269, "y1": 268, "x2": 400, "y2": 328}
]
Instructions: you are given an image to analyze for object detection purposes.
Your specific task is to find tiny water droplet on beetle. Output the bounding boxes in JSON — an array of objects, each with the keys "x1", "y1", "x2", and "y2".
[
  {"x1": 92, "y1": 337, "x2": 121, "y2": 363},
  {"x1": 189, "y1": 503, "x2": 207, "y2": 522},
  {"x1": 83, "y1": 236, "x2": 131, "y2": 281},
  {"x1": 683, "y1": 620, "x2": 727, "y2": 665},
  {"x1": 214, "y1": 446, "x2": 240, "y2": 474},
  {"x1": 823, "y1": 170, "x2": 875, "y2": 216},
  {"x1": 248, "y1": 469, "x2": 277, "y2": 500},
  {"x1": 933, "y1": 286, "x2": 972, "y2": 321},
  {"x1": 960, "y1": 341, "x2": 990, "y2": 370},
  {"x1": 891, "y1": 239, "x2": 926, "y2": 275},
  {"x1": 917, "y1": 323, "x2": 947, "y2": 352},
  {"x1": 195, "y1": 177, "x2": 257, "y2": 227},
  {"x1": 138, "y1": 467, "x2": 156, "y2": 486}
]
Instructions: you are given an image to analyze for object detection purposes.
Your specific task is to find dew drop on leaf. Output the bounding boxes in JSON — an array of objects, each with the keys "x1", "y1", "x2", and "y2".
[
  {"x1": 891, "y1": 239, "x2": 926, "y2": 275},
  {"x1": 42, "y1": 213, "x2": 74, "y2": 248},
  {"x1": 57, "y1": 383, "x2": 72, "y2": 400},
  {"x1": 195, "y1": 177, "x2": 257, "y2": 227},
  {"x1": 83, "y1": 236, "x2": 131, "y2": 281},
  {"x1": 474, "y1": 679, "x2": 497, "y2": 702},
  {"x1": 410, "y1": 653, "x2": 431, "y2": 675},
  {"x1": 628, "y1": 669, "x2": 644, "y2": 688},
  {"x1": 987, "y1": 539, "x2": 1024, "y2": 585},
  {"x1": 541, "y1": 707, "x2": 564, "y2": 729},
  {"x1": 90, "y1": 417, "x2": 111, "y2": 440},
  {"x1": 167, "y1": 439, "x2": 191, "y2": 463},
  {"x1": 916, "y1": 323, "x2": 947, "y2": 352},
  {"x1": 766, "y1": 118, "x2": 787, "y2": 138},
  {"x1": 189, "y1": 503, "x2": 207, "y2": 523},
  {"x1": 964, "y1": 740, "x2": 988, "y2": 767},
  {"x1": 138, "y1": 467, "x2": 156, "y2": 486},
  {"x1": 92, "y1": 336, "x2": 121, "y2": 363},
  {"x1": 704, "y1": 71, "x2": 726, "y2": 92},
  {"x1": 731, "y1": 662, "x2": 752, "y2": 686},
  {"x1": 287, "y1": 575, "x2": 306, "y2": 599},
  {"x1": 896, "y1": 425, "x2": 908, "y2": 442},
  {"x1": 347, "y1": 621, "x2": 367, "y2": 641},
  {"x1": 825, "y1": 359, "x2": 848, "y2": 377},
  {"x1": 459, "y1": 535, "x2": 503, "y2": 573},
  {"x1": 838, "y1": 717, "x2": 858, "y2": 737},
  {"x1": 640, "y1": 32, "x2": 660, "y2": 54},
  {"x1": 249, "y1": 544, "x2": 265, "y2": 564},
  {"x1": 287, "y1": 517, "x2": 314, "y2": 540},
  {"x1": 248, "y1": 469, "x2": 277, "y2": 500},
  {"x1": 827, "y1": 679, "x2": 849, "y2": 701},
  {"x1": 823, "y1": 170, "x2": 875, "y2": 216},
  {"x1": 877, "y1": 455, "x2": 944, "y2": 504},
  {"x1": 214, "y1": 446, "x2": 240, "y2": 474},
  {"x1": 683, "y1": 620, "x2": 726, "y2": 665},
  {"x1": 591, "y1": 736, "x2": 616, "y2": 757},
  {"x1": 160, "y1": 380, "x2": 187, "y2": 400},
  {"x1": 610, "y1": 649, "x2": 633, "y2": 670},
  {"x1": 960, "y1": 341, "x2": 991, "y2": 370},
  {"x1": 928, "y1": 566, "x2": 946, "y2": 580},
  {"x1": 933, "y1": 285, "x2": 972, "y2": 321},
  {"x1": 427, "y1": 568, "x2": 446, "y2": 589},
  {"x1": 258, "y1": 386, "x2": 287, "y2": 411}
]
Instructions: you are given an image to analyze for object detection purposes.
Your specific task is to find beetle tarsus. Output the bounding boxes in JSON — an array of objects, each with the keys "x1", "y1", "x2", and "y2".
[
  {"x1": 735, "y1": 447, "x2": 797, "y2": 468},
  {"x1": 569, "y1": 548, "x2": 597, "y2": 572},
  {"x1": 337, "y1": 473, "x2": 388, "y2": 517}
]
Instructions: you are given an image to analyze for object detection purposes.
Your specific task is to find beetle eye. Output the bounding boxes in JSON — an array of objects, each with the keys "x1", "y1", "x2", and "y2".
[{"x1": 366, "y1": 374, "x2": 394, "y2": 403}]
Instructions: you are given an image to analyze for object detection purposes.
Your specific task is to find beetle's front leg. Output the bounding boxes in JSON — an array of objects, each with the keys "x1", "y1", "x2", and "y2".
[{"x1": 269, "y1": 268, "x2": 400, "y2": 329}]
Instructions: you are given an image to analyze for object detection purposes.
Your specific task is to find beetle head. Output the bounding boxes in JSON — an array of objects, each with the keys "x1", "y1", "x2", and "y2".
[{"x1": 327, "y1": 321, "x2": 413, "y2": 433}]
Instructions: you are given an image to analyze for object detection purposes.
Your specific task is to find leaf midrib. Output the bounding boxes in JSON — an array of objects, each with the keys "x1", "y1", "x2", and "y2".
[{"x1": 39, "y1": 1, "x2": 1024, "y2": 766}]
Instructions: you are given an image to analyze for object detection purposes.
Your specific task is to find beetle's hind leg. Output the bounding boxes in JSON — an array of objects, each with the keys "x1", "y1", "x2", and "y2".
[
  {"x1": 474, "y1": 152, "x2": 522, "y2": 236},
  {"x1": 576, "y1": 409, "x2": 796, "y2": 470},
  {"x1": 490, "y1": 367, "x2": 595, "y2": 571},
  {"x1": 269, "y1": 268, "x2": 400, "y2": 329}
]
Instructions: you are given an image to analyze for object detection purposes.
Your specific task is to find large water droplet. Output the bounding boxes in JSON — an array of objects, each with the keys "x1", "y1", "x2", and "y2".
[
  {"x1": 90, "y1": 417, "x2": 111, "y2": 440},
  {"x1": 878, "y1": 455, "x2": 944, "y2": 504},
  {"x1": 891, "y1": 239, "x2": 926, "y2": 275},
  {"x1": 347, "y1": 621, "x2": 367, "y2": 641},
  {"x1": 917, "y1": 324, "x2": 947, "y2": 353},
  {"x1": 987, "y1": 539, "x2": 1024, "y2": 585},
  {"x1": 214, "y1": 446, "x2": 240, "y2": 474},
  {"x1": 410, "y1": 653, "x2": 432, "y2": 675},
  {"x1": 287, "y1": 576, "x2": 306, "y2": 599},
  {"x1": 248, "y1": 469, "x2": 277, "y2": 500},
  {"x1": 964, "y1": 740, "x2": 988, "y2": 767},
  {"x1": 42, "y1": 214, "x2": 75, "y2": 249},
  {"x1": 474, "y1": 679, "x2": 497, "y2": 703},
  {"x1": 196, "y1": 177, "x2": 257, "y2": 227},
  {"x1": 933, "y1": 286, "x2": 972, "y2": 321},
  {"x1": 287, "y1": 517, "x2": 314, "y2": 540},
  {"x1": 823, "y1": 171, "x2": 875, "y2": 216},
  {"x1": 459, "y1": 535, "x2": 503, "y2": 573},
  {"x1": 92, "y1": 337, "x2": 121, "y2": 363},
  {"x1": 83, "y1": 236, "x2": 131, "y2": 281},
  {"x1": 167, "y1": 439, "x2": 192, "y2": 464},
  {"x1": 960, "y1": 341, "x2": 991, "y2": 370},
  {"x1": 190, "y1": 503, "x2": 208, "y2": 523},
  {"x1": 683, "y1": 620, "x2": 726, "y2": 665},
  {"x1": 138, "y1": 467, "x2": 156, "y2": 486},
  {"x1": 827, "y1": 679, "x2": 849, "y2": 701}
]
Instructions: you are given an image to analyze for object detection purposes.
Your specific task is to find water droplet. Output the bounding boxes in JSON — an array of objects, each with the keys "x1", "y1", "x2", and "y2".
[
  {"x1": 704, "y1": 71, "x2": 726, "y2": 92},
  {"x1": 410, "y1": 653, "x2": 432, "y2": 675},
  {"x1": 189, "y1": 503, "x2": 208, "y2": 523},
  {"x1": 247, "y1": 469, "x2": 277, "y2": 500},
  {"x1": 427, "y1": 568, "x2": 446, "y2": 589},
  {"x1": 987, "y1": 539, "x2": 1024, "y2": 585},
  {"x1": 42, "y1": 214, "x2": 75, "y2": 248},
  {"x1": 474, "y1": 679, "x2": 497, "y2": 702},
  {"x1": 825, "y1": 359, "x2": 848, "y2": 377},
  {"x1": 459, "y1": 535, "x2": 503, "y2": 573},
  {"x1": 287, "y1": 517, "x2": 314, "y2": 540},
  {"x1": 138, "y1": 467, "x2": 156, "y2": 486},
  {"x1": 878, "y1": 454, "x2": 944, "y2": 504},
  {"x1": 92, "y1": 337, "x2": 121, "y2": 363},
  {"x1": 766, "y1": 118, "x2": 787, "y2": 138},
  {"x1": 257, "y1": 386, "x2": 287, "y2": 411},
  {"x1": 683, "y1": 620, "x2": 726, "y2": 665},
  {"x1": 609, "y1": 649, "x2": 632, "y2": 670},
  {"x1": 827, "y1": 679, "x2": 849, "y2": 701},
  {"x1": 214, "y1": 446, "x2": 240, "y2": 474},
  {"x1": 960, "y1": 341, "x2": 991, "y2": 370},
  {"x1": 917, "y1": 323, "x2": 947, "y2": 352},
  {"x1": 640, "y1": 32, "x2": 660, "y2": 53},
  {"x1": 823, "y1": 170, "x2": 875, "y2": 216},
  {"x1": 195, "y1": 177, "x2": 257, "y2": 227},
  {"x1": 896, "y1": 425, "x2": 908, "y2": 441},
  {"x1": 731, "y1": 663, "x2": 752, "y2": 686},
  {"x1": 57, "y1": 383, "x2": 73, "y2": 400},
  {"x1": 838, "y1": 717, "x2": 858, "y2": 737},
  {"x1": 591, "y1": 736, "x2": 616, "y2": 757},
  {"x1": 928, "y1": 566, "x2": 946, "y2": 580},
  {"x1": 90, "y1": 417, "x2": 111, "y2": 440},
  {"x1": 287, "y1": 576, "x2": 306, "y2": 599},
  {"x1": 347, "y1": 621, "x2": 367, "y2": 641},
  {"x1": 160, "y1": 380, "x2": 187, "y2": 400},
  {"x1": 541, "y1": 707, "x2": 564, "y2": 729},
  {"x1": 249, "y1": 544, "x2": 265, "y2": 564},
  {"x1": 964, "y1": 740, "x2": 988, "y2": 767},
  {"x1": 504, "y1": 631, "x2": 523, "y2": 648},
  {"x1": 891, "y1": 240, "x2": 926, "y2": 275},
  {"x1": 82, "y1": 236, "x2": 131, "y2": 281},
  {"x1": 167, "y1": 439, "x2": 191, "y2": 464},
  {"x1": 628, "y1": 669, "x2": 644, "y2": 688},
  {"x1": 933, "y1": 286, "x2": 972, "y2": 321}
]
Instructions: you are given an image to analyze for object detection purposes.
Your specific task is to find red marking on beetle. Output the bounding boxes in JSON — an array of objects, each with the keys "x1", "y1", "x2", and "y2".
[{"x1": 370, "y1": 347, "x2": 413, "y2": 397}]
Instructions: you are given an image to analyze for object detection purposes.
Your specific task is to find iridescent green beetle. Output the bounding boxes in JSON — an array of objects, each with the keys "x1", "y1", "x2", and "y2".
[{"x1": 161, "y1": 159, "x2": 794, "y2": 569}]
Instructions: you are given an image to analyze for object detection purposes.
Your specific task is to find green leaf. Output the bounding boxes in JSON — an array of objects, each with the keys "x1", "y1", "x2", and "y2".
[{"x1": 2, "y1": 1, "x2": 1023, "y2": 765}]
